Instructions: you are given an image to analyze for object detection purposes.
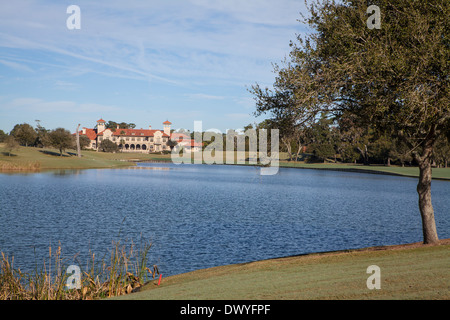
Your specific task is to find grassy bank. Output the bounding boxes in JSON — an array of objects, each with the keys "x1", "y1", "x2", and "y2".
[
  {"x1": 0, "y1": 144, "x2": 170, "y2": 171},
  {"x1": 1, "y1": 145, "x2": 449, "y2": 180},
  {"x1": 112, "y1": 239, "x2": 450, "y2": 300},
  {"x1": 278, "y1": 161, "x2": 450, "y2": 180},
  {"x1": 172, "y1": 151, "x2": 450, "y2": 180}
]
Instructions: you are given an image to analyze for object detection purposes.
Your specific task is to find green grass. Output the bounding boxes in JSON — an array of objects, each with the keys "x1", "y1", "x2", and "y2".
[
  {"x1": 1, "y1": 145, "x2": 449, "y2": 180},
  {"x1": 0, "y1": 145, "x2": 171, "y2": 171},
  {"x1": 278, "y1": 161, "x2": 450, "y2": 180},
  {"x1": 111, "y1": 241, "x2": 450, "y2": 300}
]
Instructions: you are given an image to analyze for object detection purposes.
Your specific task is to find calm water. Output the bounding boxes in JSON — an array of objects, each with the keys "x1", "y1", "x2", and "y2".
[{"x1": 0, "y1": 163, "x2": 449, "y2": 276}]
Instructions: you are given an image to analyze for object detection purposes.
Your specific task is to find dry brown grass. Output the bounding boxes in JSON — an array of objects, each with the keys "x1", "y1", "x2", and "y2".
[
  {"x1": 0, "y1": 239, "x2": 158, "y2": 300},
  {"x1": 0, "y1": 160, "x2": 41, "y2": 172}
]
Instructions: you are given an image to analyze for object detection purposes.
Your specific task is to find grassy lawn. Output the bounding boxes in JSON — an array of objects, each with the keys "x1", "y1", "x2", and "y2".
[
  {"x1": 0, "y1": 144, "x2": 171, "y2": 171},
  {"x1": 112, "y1": 240, "x2": 450, "y2": 300},
  {"x1": 278, "y1": 161, "x2": 450, "y2": 180}
]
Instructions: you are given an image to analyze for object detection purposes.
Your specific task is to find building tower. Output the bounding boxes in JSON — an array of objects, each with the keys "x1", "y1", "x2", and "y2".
[
  {"x1": 163, "y1": 120, "x2": 172, "y2": 136},
  {"x1": 97, "y1": 118, "x2": 106, "y2": 132}
]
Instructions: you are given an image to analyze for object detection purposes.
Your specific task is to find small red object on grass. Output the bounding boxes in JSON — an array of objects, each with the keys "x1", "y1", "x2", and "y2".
[{"x1": 158, "y1": 274, "x2": 162, "y2": 286}]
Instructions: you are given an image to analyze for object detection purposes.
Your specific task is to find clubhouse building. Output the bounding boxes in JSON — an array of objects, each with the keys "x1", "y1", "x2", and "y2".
[{"x1": 77, "y1": 119, "x2": 202, "y2": 153}]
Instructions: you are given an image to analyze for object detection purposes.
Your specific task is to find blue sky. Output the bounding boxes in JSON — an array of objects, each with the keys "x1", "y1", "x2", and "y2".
[{"x1": 0, "y1": 0, "x2": 308, "y2": 133}]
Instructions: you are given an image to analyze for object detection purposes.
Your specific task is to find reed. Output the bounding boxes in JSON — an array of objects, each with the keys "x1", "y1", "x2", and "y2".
[
  {"x1": 0, "y1": 160, "x2": 41, "y2": 172},
  {"x1": 0, "y1": 238, "x2": 158, "y2": 300}
]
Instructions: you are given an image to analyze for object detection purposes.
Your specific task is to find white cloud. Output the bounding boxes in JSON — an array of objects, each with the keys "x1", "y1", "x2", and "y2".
[
  {"x1": 0, "y1": 1, "x2": 309, "y2": 132},
  {"x1": 0, "y1": 59, "x2": 33, "y2": 72},
  {"x1": 186, "y1": 93, "x2": 225, "y2": 100},
  {"x1": 0, "y1": 1, "x2": 305, "y2": 85},
  {"x1": 3, "y1": 97, "x2": 120, "y2": 114}
]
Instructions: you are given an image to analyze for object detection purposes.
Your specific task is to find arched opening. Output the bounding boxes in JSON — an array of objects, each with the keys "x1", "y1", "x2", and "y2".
[
  {"x1": 125, "y1": 144, "x2": 130, "y2": 150},
  {"x1": 142, "y1": 144, "x2": 147, "y2": 150},
  {"x1": 130, "y1": 144, "x2": 135, "y2": 150},
  {"x1": 136, "y1": 144, "x2": 141, "y2": 150}
]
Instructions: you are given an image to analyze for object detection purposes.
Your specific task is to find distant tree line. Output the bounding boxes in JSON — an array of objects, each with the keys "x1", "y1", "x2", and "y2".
[
  {"x1": 0, "y1": 122, "x2": 91, "y2": 156},
  {"x1": 186, "y1": 117, "x2": 450, "y2": 168},
  {"x1": 2, "y1": 118, "x2": 449, "y2": 166},
  {"x1": 0, "y1": 120, "x2": 149, "y2": 156},
  {"x1": 254, "y1": 112, "x2": 450, "y2": 168}
]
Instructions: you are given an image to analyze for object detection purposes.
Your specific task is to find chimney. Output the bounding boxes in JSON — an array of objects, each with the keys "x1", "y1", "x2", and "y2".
[
  {"x1": 117, "y1": 124, "x2": 119, "y2": 130},
  {"x1": 149, "y1": 124, "x2": 152, "y2": 130},
  {"x1": 82, "y1": 127, "x2": 86, "y2": 134}
]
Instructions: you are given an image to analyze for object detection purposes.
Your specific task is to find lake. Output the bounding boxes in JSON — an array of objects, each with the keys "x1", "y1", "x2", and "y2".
[{"x1": 0, "y1": 163, "x2": 449, "y2": 277}]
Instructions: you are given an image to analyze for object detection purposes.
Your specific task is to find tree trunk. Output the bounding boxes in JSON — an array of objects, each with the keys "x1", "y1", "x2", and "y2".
[
  {"x1": 76, "y1": 124, "x2": 81, "y2": 158},
  {"x1": 282, "y1": 137, "x2": 292, "y2": 161},
  {"x1": 415, "y1": 128, "x2": 439, "y2": 245},
  {"x1": 357, "y1": 145, "x2": 369, "y2": 165}
]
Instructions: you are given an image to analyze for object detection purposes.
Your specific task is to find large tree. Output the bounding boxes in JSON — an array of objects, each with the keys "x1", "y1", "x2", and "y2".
[
  {"x1": 49, "y1": 128, "x2": 73, "y2": 156},
  {"x1": 251, "y1": 0, "x2": 449, "y2": 244},
  {"x1": 10, "y1": 123, "x2": 37, "y2": 147}
]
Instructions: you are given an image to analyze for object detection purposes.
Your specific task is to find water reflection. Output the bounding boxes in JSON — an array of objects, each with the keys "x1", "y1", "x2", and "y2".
[
  {"x1": 0, "y1": 163, "x2": 448, "y2": 277},
  {"x1": 48, "y1": 169, "x2": 84, "y2": 176}
]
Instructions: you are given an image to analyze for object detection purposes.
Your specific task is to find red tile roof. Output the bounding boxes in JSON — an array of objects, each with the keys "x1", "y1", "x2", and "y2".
[
  {"x1": 163, "y1": 120, "x2": 172, "y2": 125},
  {"x1": 75, "y1": 126, "x2": 171, "y2": 140},
  {"x1": 97, "y1": 118, "x2": 106, "y2": 123},
  {"x1": 98, "y1": 128, "x2": 169, "y2": 137},
  {"x1": 73, "y1": 128, "x2": 98, "y2": 140},
  {"x1": 85, "y1": 128, "x2": 98, "y2": 140}
]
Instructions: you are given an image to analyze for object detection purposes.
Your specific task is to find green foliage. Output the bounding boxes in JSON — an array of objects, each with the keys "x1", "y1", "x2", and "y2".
[
  {"x1": 78, "y1": 135, "x2": 91, "y2": 150},
  {"x1": 48, "y1": 128, "x2": 73, "y2": 156},
  {"x1": 249, "y1": 0, "x2": 449, "y2": 244},
  {"x1": 99, "y1": 139, "x2": 119, "y2": 153},
  {"x1": 308, "y1": 114, "x2": 335, "y2": 162},
  {"x1": 434, "y1": 136, "x2": 450, "y2": 168},
  {"x1": 105, "y1": 121, "x2": 136, "y2": 131},
  {"x1": 3, "y1": 136, "x2": 19, "y2": 156},
  {"x1": 251, "y1": 0, "x2": 449, "y2": 158},
  {"x1": 34, "y1": 121, "x2": 51, "y2": 148},
  {"x1": 0, "y1": 130, "x2": 7, "y2": 143},
  {"x1": 10, "y1": 123, "x2": 37, "y2": 147}
]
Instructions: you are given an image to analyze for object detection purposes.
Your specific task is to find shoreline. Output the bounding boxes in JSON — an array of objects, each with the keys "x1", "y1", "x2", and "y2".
[
  {"x1": 114, "y1": 238, "x2": 450, "y2": 300},
  {"x1": 1, "y1": 146, "x2": 449, "y2": 180},
  {"x1": 1, "y1": 158, "x2": 450, "y2": 181}
]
